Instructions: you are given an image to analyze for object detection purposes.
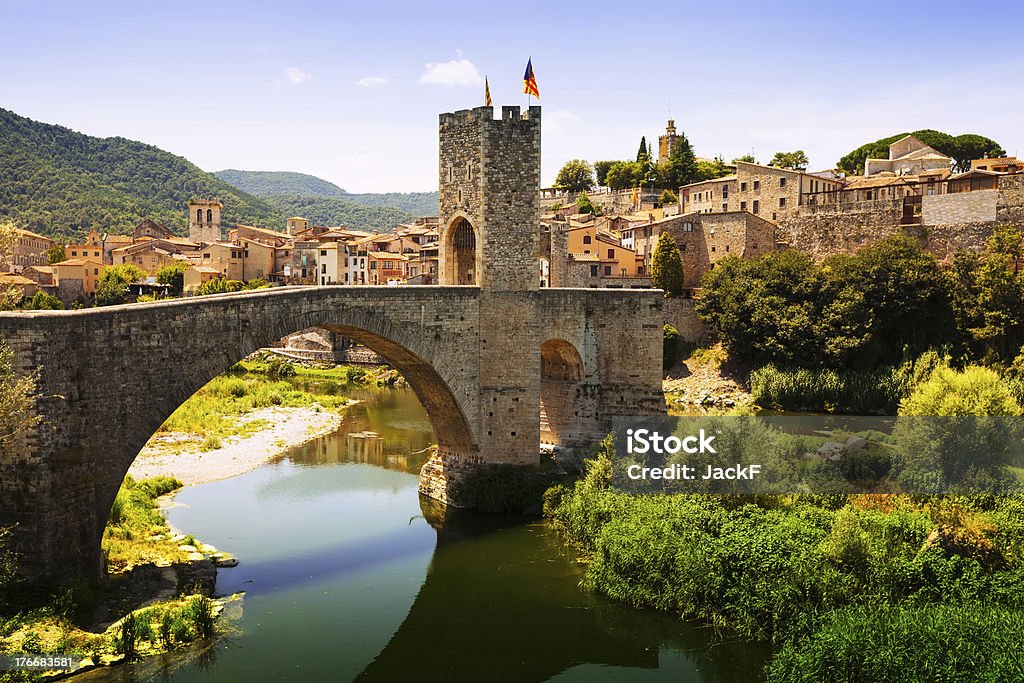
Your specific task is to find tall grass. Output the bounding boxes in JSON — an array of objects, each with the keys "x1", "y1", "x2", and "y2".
[
  {"x1": 750, "y1": 364, "x2": 909, "y2": 413},
  {"x1": 115, "y1": 595, "x2": 219, "y2": 657},
  {"x1": 103, "y1": 476, "x2": 185, "y2": 572},
  {"x1": 766, "y1": 604, "x2": 1024, "y2": 682}
]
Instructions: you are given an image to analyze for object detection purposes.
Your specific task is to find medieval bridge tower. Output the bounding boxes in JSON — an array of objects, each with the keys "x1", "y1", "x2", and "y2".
[{"x1": 0, "y1": 105, "x2": 666, "y2": 584}]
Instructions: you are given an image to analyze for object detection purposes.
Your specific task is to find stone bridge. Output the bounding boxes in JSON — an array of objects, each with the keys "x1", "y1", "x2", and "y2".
[{"x1": 0, "y1": 105, "x2": 666, "y2": 583}]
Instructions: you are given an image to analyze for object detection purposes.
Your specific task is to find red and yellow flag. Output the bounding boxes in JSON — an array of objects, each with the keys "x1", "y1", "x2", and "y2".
[
  {"x1": 523, "y1": 58, "x2": 539, "y2": 98},
  {"x1": 484, "y1": 76, "x2": 492, "y2": 106}
]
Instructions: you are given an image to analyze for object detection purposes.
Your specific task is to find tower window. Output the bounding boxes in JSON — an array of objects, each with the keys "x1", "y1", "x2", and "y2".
[
  {"x1": 196, "y1": 209, "x2": 203, "y2": 223},
  {"x1": 207, "y1": 209, "x2": 213, "y2": 223}
]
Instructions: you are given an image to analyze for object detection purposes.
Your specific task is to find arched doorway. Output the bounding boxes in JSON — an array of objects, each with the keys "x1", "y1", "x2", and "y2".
[
  {"x1": 446, "y1": 218, "x2": 477, "y2": 286},
  {"x1": 539, "y1": 339, "x2": 588, "y2": 447}
]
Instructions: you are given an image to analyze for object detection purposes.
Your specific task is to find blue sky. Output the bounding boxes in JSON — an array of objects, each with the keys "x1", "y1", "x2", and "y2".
[{"x1": 2, "y1": 0, "x2": 1022, "y2": 193}]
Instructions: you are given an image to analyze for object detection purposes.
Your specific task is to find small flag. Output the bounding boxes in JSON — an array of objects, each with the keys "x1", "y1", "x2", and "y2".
[
  {"x1": 523, "y1": 58, "x2": 539, "y2": 98},
  {"x1": 485, "y1": 76, "x2": 492, "y2": 106},
  {"x1": 631, "y1": 186, "x2": 639, "y2": 206}
]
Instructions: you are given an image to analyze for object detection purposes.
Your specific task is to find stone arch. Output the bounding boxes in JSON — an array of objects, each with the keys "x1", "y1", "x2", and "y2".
[
  {"x1": 442, "y1": 214, "x2": 479, "y2": 286},
  {"x1": 75, "y1": 292, "x2": 480, "y2": 581},
  {"x1": 539, "y1": 338, "x2": 589, "y2": 446}
]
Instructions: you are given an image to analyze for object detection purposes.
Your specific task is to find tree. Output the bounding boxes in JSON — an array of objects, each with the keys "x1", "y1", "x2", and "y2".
[
  {"x1": 19, "y1": 291, "x2": 62, "y2": 310},
  {"x1": 732, "y1": 154, "x2": 757, "y2": 164},
  {"x1": 594, "y1": 160, "x2": 618, "y2": 187},
  {"x1": 636, "y1": 137, "x2": 651, "y2": 166},
  {"x1": 659, "y1": 189, "x2": 679, "y2": 205},
  {"x1": 696, "y1": 250, "x2": 821, "y2": 366},
  {"x1": 156, "y1": 261, "x2": 189, "y2": 294},
  {"x1": 605, "y1": 161, "x2": 642, "y2": 190},
  {"x1": 660, "y1": 131, "x2": 698, "y2": 189},
  {"x1": 95, "y1": 264, "x2": 145, "y2": 306},
  {"x1": 0, "y1": 223, "x2": 22, "y2": 311},
  {"x1": 952, "y1": 134, "x2": 1008, "y2": 172},
  {"x1": 837, "y1": 130, "x2": 1005, "y2": 175},
  {"x1": 769, "y1": 150, "x2": 809, "y2": 171},
  {"x1": 554, "y1": 159, "x2": 595, "y2": 194},
  {"x1": 694, "y1": 158, "x2": 732, "y2": 181},
  {"x1": 948, "y1": 226, "x2": 1024, "y2": 363},
  {"x1": 576, "y1": 192, "x2": 602, "y2": 216},
  {"x1": 696, "y1": 237, "x2": 953, "y2": 369},
  {"x1": 46, "y1": 244, "x2": 65, "y2": 265},
  {"x1": 650, "y1": 232, "x2": 684, "y2": 297}
]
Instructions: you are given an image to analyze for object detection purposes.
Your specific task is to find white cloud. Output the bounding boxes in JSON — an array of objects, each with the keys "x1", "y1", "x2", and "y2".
[
  {"x1": 419, "y1": 58, "x2": 483, "y2": 87},
  {"x1": 546, "y1": 109, "x2": 582, "y2": 136},
  {"x1": 284, "y1": 67, "x2": 312, "y2": 85},
  {"x1": 356, "y1": 76, "x2": 390, "y2": 88}
]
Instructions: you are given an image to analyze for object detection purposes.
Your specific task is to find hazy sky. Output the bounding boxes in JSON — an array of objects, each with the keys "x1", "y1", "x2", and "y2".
[{"x1": 2, "y1": 0, "x2": 1022, "y2": 193}]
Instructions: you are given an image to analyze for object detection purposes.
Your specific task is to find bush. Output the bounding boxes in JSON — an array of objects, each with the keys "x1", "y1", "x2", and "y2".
[{"x1": 662, "y1": 325, "x2": 682, "y2": 370}]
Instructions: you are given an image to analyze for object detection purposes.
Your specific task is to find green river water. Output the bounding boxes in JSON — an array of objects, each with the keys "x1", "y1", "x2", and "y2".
[{"x1": 80, "y1": 384, "x2": 769, "y2": 683}]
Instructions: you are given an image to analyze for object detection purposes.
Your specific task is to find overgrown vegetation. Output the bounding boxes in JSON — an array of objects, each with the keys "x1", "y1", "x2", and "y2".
[
  {"x1": 550, "y1": 362, "x2": 1024, "y2": 681},
  {"x1": 1, "y1": 475, "x2": 227, "y2": 672},
  {"x1": 699, "y1": 231, "x2": 1024, "y2": 378},
  {"x1": 157, "y1": 373, "x2": 350, "y2": 441},
  {"x1": 103, "y1": 475, "x2": 186, "y2": 572},
  {"x1": 234, "y1": 356, "x2": 401, "y2": 387}
]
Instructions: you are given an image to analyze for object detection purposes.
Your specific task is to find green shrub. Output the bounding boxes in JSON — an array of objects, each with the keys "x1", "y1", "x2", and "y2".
[{"x1": 662, "y1": 325, "x2": 682, "y2": 370}]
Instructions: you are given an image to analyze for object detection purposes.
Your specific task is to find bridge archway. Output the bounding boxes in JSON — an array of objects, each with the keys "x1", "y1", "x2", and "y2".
[{"x1": 539, "y1": 338, "x2": 590, "y2": 447}]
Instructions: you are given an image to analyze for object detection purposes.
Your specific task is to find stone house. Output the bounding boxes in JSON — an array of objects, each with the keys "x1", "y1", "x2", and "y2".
[
  {"x1": 132, "y1": 219, "x2": 175, "y2": 241},
  {"x1": 20, "y1": 265, "x2": 54, "y2": 287},
  {"x1": 7, "y1": 228, "x2": 54, "y2": 273},
  {"x1": 653, "y1": 212, "x2": 778, "y2": 289},
  {"x1": 0, "y1": 273, "x2": 40, "y2": 299},
  {"x1": 682, "y1": 162, "x2": 843, "y2": 222},
  {"x1": 111, "y1": 237, "x2": 199, "y2": 273},
  {"x1": 52, "y1": 258, "x2": 104, "y2": 296},
  {"x1": 183, "y1": 265, "x2": 220, "y2": 294},
  {"x1": 864, "y1": 135, "x2": 952, "y2": 177}
]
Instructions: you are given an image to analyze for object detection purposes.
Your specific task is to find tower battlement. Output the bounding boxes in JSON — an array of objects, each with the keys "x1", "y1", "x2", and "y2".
[{"x1": 437, "y1": 105, "x2": 541, "y2": 291}]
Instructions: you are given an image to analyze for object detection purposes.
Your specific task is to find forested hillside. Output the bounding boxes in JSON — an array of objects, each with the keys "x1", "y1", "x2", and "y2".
[{"x1": 0, "y1": 108, "x2": 283, "y2": 242}]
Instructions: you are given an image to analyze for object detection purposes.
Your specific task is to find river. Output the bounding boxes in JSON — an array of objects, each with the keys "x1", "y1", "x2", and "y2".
[{"x1": 81, "y1": 383, "x2": 769, "y2": 683}]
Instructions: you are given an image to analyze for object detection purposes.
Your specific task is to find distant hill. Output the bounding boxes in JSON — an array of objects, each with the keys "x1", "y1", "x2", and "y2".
[
  {"x1": 262, "y1": 194, "x2": 416, "y2": 233},
  {"x1": 214, "y1": 169, "x2": 348, "y2": 198},
  {"x1": 215, "y1": 169, "x2": 438, "y2": 217},
  {"x1": 0, "y1": 108, "x2": 284, "y2": 242}
]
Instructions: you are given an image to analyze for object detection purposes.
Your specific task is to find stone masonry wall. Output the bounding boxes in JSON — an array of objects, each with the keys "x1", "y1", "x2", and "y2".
[{"x1": 923, "y1": 189, "x2": 997, "y2": 226}]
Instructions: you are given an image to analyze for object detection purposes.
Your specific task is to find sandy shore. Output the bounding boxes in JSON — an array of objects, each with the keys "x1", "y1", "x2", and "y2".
[{"x1": 129, "y1": 405, "x2": 343, "y2": 486}]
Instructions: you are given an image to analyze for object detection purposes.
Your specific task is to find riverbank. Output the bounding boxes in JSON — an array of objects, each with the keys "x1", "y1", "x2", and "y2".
[
  {"x1": 664, "y1": 344, "x2": 752, "y2": 412},
  {"x1": 129, "y1": 404, "x2": 342, "y2": 486},
  {"x1": 0, "y1": 476, "x2": 239, "y2": 681}
]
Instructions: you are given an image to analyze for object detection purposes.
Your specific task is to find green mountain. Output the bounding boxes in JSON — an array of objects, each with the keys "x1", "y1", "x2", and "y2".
[
  {"x1": 0, "y1": 107, "x2": 284, "y2": 242},
  {"x1": 214, "y1": 169, "x2": 348, "y2": 198},
  {"x1": 214, "y1": 169, "x2": 438, "y2": 216},
  {"x1": 262, "y1": 194, "x2": 416, "y2": 233}
]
